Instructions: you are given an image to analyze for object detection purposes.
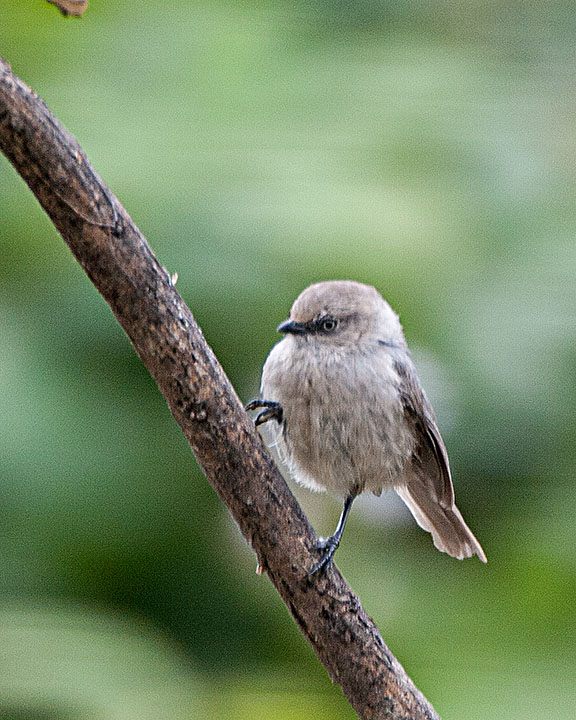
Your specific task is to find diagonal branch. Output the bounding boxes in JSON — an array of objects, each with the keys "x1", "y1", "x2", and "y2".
[{"x1": 0, "y1": 56, "x2": 441, "y2": 720}]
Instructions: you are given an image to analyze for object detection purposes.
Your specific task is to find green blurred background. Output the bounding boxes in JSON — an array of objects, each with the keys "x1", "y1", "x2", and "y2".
[{"x1": 1, "y1": 1, "x2": 575, "y2": 718}]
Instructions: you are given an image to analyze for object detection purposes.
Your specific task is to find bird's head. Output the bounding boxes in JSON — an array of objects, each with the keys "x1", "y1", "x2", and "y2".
[{"x1": 277, "y1": 280, "x2": 405, "y2": 349}]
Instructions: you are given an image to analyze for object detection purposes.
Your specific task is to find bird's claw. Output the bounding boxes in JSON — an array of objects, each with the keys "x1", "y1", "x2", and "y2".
[
  {"x1": 246, "y1": 399, "x2": 283, "y2": 425},
  {"x1": 255, "y1": 406, "x2": 283, "y2": 426},
  {"x1": 308, "y1": 535, "x2": 340, "y2": 576}
]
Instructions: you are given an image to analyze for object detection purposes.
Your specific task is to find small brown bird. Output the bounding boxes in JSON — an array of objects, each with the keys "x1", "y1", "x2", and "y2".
[{"x1": 247, "y1": 280, "x2": 486, "y2": 573}]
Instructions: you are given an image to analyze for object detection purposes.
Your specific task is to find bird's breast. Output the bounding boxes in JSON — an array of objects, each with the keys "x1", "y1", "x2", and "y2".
[{"x1": 260, "y1": 341, "x2": 415, "y2": 495}]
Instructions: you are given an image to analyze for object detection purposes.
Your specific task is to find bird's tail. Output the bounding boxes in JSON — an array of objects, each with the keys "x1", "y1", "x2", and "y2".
[{"x1": 396, "y1": 480, "x2": 487, "y2": 563}]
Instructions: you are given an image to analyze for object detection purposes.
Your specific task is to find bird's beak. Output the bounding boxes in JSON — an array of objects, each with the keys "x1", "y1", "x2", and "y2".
[{"x1": 277, "y1": 319, "x2": 307, "y2": 335}]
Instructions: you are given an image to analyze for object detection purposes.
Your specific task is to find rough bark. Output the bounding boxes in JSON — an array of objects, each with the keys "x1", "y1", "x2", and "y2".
[{"x1": 0, "y1": 56, "x2": 441, "y2": 720}]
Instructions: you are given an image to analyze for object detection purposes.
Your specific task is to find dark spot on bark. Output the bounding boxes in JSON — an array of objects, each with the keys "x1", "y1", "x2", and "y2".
[{"x1": 189, "y1": 400, "x2": 207, "y2": 422}]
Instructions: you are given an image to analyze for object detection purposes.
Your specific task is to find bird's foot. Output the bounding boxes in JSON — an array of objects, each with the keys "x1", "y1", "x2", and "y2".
[
  {"x1": 245, "y1": 399, "x2": 283, "y2": 426},
  {"x1": 308, "y1": 535, "x2": 341, "y2": 576}
]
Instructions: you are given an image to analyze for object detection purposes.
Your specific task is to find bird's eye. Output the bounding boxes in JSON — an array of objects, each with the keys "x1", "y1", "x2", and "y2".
[{"x1": 320, "y1": 317, "x2": 338, "y2": 332}]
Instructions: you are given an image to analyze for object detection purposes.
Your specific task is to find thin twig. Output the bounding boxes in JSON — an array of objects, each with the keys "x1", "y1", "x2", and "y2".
[{"x1": 0, "y1": 56, "x2": 441, "y2": 720}]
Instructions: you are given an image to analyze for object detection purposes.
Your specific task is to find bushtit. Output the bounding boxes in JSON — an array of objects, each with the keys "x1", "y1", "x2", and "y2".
[{"x1": 247, "y1": 280, "x2": 486, "y2": 573}]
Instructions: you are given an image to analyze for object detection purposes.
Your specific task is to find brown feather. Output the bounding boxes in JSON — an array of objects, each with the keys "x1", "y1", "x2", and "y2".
[
  {"x1": 394, "y1": 359, "x2": 487, "y2": 562},
  {"x1": 394, "y1": 359, "x2": 454, "y2": 506}
]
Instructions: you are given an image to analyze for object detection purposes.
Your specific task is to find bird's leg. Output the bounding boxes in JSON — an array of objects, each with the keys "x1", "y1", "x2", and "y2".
[
  {"x1": 245, "y1": 399, "x2": 284, "y2": 426},
  {"x1": 309, "y1": 493, "x2": 356, "y2": 576}
]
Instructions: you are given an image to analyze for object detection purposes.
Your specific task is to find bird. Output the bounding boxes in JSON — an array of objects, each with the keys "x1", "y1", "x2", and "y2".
[{"x1": 247, "y1": 280, "x2": 486, "y2": 573}]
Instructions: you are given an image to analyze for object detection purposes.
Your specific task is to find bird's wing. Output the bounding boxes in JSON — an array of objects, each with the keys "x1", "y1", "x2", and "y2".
[{"x1": 394, "y1": 359, "x2": 455, "y2": 508}]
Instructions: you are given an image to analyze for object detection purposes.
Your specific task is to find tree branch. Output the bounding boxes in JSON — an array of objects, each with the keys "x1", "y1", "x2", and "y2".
[{"x1": 0, "y1": 56, "x2": 441, "y2": 720}]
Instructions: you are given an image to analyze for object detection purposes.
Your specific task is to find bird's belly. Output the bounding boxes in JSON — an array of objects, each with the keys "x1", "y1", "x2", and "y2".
[
  {"x1": 284, "y1": 397, "x2": 411, "y2": 496},
  {"x1": 262, "y1": 348, "x2": 414, "y2": 496}
]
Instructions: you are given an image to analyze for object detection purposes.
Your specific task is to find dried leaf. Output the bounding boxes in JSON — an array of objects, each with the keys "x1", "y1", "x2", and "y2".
[{"x1": 46, "y1": 0, "x2": 88, "y2": 17}]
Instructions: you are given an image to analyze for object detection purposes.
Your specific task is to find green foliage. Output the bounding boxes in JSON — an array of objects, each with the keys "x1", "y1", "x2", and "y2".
[{"x1": 1, "y1": 1, "x2": 575, "y2": 717}]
